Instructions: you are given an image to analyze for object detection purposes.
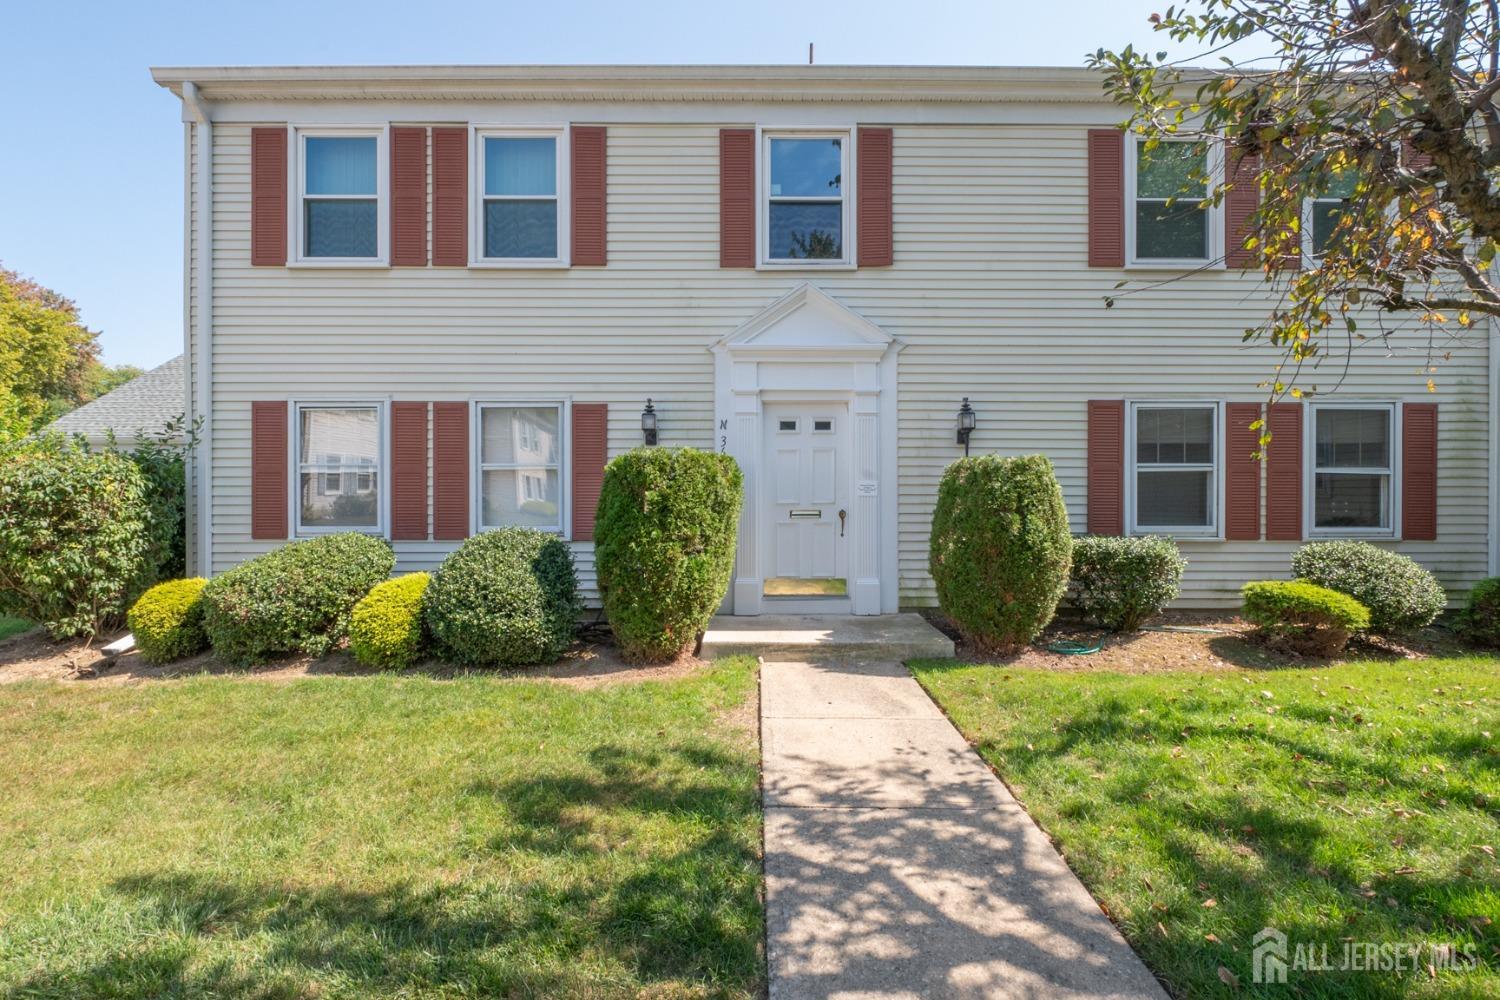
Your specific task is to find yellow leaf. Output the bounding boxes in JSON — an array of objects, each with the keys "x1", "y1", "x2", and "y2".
[{"x1": 1427, "y1": 379, "x2": 1437, "y2": 393}]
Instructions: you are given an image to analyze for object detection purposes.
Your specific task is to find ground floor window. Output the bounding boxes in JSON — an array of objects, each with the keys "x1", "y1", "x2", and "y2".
[
  {"x1": 1130, "y1": 402, "x2": 1218, "y2": 536},
  {"x1": 477, "y1": 403, "x2": 563, "y2": 532},
  {"x1": 1311, "y1": 403, "x2": 1394, "y2": 533},
  {"x1": 296, "y1": 403, "x2": 382, "y2": 532}
]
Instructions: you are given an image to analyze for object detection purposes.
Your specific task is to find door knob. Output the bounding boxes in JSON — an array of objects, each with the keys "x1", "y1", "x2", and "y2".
[{"x1": 838, "y1": 509, "x2": 846, "y2": 537}]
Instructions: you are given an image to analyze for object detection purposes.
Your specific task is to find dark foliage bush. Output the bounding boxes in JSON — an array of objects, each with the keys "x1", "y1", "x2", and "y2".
[
  {"x1": 1458, "y1": 577, "x2": 1500, "y2": 647},
  {"x1": 423, "y1": 528, "x2": 580, "y2": 667},
  {"x1": 1291, "y1": 540, "x2": 1445, "y2": 634},
  {"x1": 1070, "y1": 534, "x2": 1187, "y2": 631},
  {"x1": 105, "y1": 415, "x2": 198, "y2": 584},
  {"x1": 1241, "y1": 580, "x2": 1370, "y2": 657},
  {"x1": 594, "y1": 448, "x2": 743, "y2": 662},
  {"x1": 200, "y1": 533, "x2": 394, "y2": 664},
  {"x1": 0, "y1": 437, "x2": 150, "y2": 639},
  {"x1": 928, "y1": 454, "x2": 1072, "y2": 654},
  {"x1": 127, "y1": 578, "x2": 208, "y2": 663},
  {"x1": 350, "y1": 572, "x2": 429, "y2": 669}
]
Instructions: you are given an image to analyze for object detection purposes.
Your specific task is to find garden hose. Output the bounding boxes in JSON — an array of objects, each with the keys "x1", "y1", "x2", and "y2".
[{"x1": 1042, "y1": 639, "x2": 1103, "y2": 655}]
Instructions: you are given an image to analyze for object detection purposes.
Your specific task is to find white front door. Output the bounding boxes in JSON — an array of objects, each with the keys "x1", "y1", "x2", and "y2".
[{"x1": 762, "y1": 403, "x2": 850, "y2": 606}]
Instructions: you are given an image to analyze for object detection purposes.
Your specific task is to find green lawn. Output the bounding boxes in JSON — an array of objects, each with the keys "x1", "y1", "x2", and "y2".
[
  {"x1": 911, "y1": 657, "x2": 1500, "y2": 999},
  {"x1": 0, "y1": 659, "x2": 763, "y2": 999},
  {"x1": 0, "y1": 616, "x2": 31, "y2": 640}
]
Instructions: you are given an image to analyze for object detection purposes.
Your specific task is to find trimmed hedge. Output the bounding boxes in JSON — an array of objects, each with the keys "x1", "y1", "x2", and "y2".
[
  {"x1": 0, "y1": 439, "x2": 150, "y2": 639},
  {"x1": 1459, "y1": 577, "x2": 1500, "y2": 647},
  {"x1": 594, "y1": 448, "x2": 743, "y2": 662},
  {"x1": 1241, "y1": 580, "x2": 1370, "y2": 657},
  {"x1": 1070, "y1": 535, "x2": 1186, "y2": 631},
  {"x1": 423, "y1": 528, "x2": 580, "y2": 667},
  {"x1": 200, "y1": 533, "x2": 395, "y2": 665},
  {"x1": 350, "y1": 573, "x2": 430, "y2": 669},
  {"x1": 127, "y1": 578, "x2": 208, "y2": 663},
  {"x1": 928, "y1": 454, "x2": 1072, "y2": 654},
  {"x1": 1291, "y1": 540, "x2": 1445, "y2": 634}
]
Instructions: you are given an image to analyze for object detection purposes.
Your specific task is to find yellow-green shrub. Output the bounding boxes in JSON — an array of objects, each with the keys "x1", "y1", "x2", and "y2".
[
  {"x1": 350, "y1": 573, "x2": 429, "y2": 669},
  {"x1": 127, "y1": 578, "x2": 208, "y2": 663}
]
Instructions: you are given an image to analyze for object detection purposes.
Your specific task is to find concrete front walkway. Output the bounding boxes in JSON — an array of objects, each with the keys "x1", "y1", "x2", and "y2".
[{"x1": 761, "y1": 659, "x2": 1168, "y2": 1000}]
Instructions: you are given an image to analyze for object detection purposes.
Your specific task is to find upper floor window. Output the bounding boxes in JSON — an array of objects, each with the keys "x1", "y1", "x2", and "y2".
[
  {"x1": 1311, "y1": 404, "x2": 1394, "y2": 534},
  {"x1": 476, "y1": 130, "x2": 566, "y2": 265},
  {"x1": 1128, "y1": 137, "x2": 1220, "y2": 266},
  {"x1": 296, "y1": 403, "x2": 382, "y2": 533},
  {"x1": 1305, "y1": 172, "x2": 1359, "y2": 259},
  {"x1": 477, "y1": 403, "x2": 564, "y2": 532},
  {"x1": 763, "y1": 133, "x2": 850, "y2": 266},
  {"x1": 1129, "y1": 402, "x2": 1219, "y2": 536},
  {"x1": 299, "y1": 132, "x2": 384, "y2": 262}
]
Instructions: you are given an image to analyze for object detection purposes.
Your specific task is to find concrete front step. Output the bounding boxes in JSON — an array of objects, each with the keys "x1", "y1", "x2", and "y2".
[{"x1": 699, "y1": 613, "x2": 954, "y2": 661}]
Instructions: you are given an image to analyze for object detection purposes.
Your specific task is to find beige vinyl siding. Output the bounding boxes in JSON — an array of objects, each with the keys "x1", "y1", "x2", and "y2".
[{"x1": 198, "y1": 116, "x2": 1491, "y2": 607}]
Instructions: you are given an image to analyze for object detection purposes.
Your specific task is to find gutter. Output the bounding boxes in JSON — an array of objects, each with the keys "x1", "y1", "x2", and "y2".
[{"x1": 180, "y1": 81, "x2": 212, "y2": 575}]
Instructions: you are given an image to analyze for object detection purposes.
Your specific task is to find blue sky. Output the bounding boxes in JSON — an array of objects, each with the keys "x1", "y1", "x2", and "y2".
[{"x1": 3, "y1": 0, "x2": 1208, "y2": 368}]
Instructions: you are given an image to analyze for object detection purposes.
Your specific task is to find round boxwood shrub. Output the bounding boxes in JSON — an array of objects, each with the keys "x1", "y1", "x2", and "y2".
[
  {"x1": 1241, "y1": 580, "x2": 1371, "y2": 657},
  {"x1": 127, "y1": 578, "x2": 208, "y2": 663},
  {"x1": 200, "y1": 533, "x2": 395, "y2": 665},
  {"x1": 1070, "y1": 535, "x2": 1186, "y2": 631},
  {"x1": 0, "y1": 437, "x2": 150, "y2": 639},
  {"x1": 594, "y1": 448, "x2": 744, "y2": 662},
  {"x1": 1291, "y1": 540, "x2": 1446, "y2": 634},
  {"x1": 1458, "y1": 577, "x2": 1500, "y2": 647},
  {"x1": 423, "y1": 528, "x2": 580, "y2": 667},
  {"x1": 350, "y1": 572, "x2": 430, "y2": 669},
  {"x1": 928, "y1": 454, "x2": 1072, "y2": 655}
]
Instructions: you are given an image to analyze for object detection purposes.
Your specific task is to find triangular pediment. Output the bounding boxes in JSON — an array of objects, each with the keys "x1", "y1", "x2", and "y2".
[{"x1": 715, "y1": 283, "x2": 898, "y2": 355}]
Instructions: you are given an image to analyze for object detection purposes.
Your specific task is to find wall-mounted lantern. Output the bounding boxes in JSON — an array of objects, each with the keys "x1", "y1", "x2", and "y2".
[
  {"x1": 956, "y1": 397, "x2": 976, "y2": 455},
  {"x1": 641, "y1": 399, "x2": 659, "y2": 446}
]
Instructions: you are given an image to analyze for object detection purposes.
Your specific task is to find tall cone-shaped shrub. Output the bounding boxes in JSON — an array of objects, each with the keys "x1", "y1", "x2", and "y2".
[
  {"x1": 929, "y1": 454, "x2": 1072, "y2": 654},
  {"x1": 594, "y1": 448, "x2": 743, "y2": 662}
]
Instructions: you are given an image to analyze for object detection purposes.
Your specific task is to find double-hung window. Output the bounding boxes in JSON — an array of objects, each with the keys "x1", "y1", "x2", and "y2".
[
  {"x1": 296, "y1": 403, "x2": 382, "y2": 533},
  {"x1": 298, "y1": 131, "x2": 384, "y2": 262},
  {"x1": 763, "y1": 132, "x2": 850, "y2": 265},
  {"x1": 1130, "y1": 402, "x2": 1219, "y2": 535},
  {"x1": 1129, "y1": 137, "x2": 1219, "y2": 266},
  {"x1": 1311, "y1": 404, "x2": 1394, "y2": 533},
  {"x1": 1305, "y1": 172, "x2": 1359, "y2": 259},
  {"x1": 476, "y1": 130, "x2": 565, "y2": 264},
  {"x1": 477, "y1": 403, "x2": 564, "y2": 532}
]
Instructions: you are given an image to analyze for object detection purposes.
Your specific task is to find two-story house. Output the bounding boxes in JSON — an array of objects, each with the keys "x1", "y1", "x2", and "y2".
[{"x1": 150, "y1": 65, "x2": 1499, "y2": 615}]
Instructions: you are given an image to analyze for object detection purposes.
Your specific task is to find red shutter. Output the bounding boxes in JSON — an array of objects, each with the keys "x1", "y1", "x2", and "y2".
[
  {"x1": 857, "y1": 127, "x2": 894, "y2": 267},
  {"x1": 250, "y1": 127, "x2": 287, "y2": 266},
  {"x1": 250, "y1": 401, "x2": 289, "y2": 540},
  {"x1": 391, "y1": 126, "x2": 427, "y2": 267},
  {"x1": 432, "y1": 127, "x2": 468, "y2": 267},
  {"x1": 1087, "y1": 129, "x2": 1125, "y2": 267},
  {"x1": 1087, "y1": 400, "x2": 1125, "y2": 536},
  {"x1": 1402, "y1": 402, "x2": 1438, "y2": 540},
  {"x1": 1403, "y1": 138, "x2": 1433, "y2": 173},
  {"x1": 1224, "y1": 402, "x2": 1262, "y2": 540},
  {"x1": 571, "y1": 403, "x2": 608, "y2": 541},
  {"x1": 432, "y1": 401, "x2": 470, "y2": 540},
  {"x1": 719, "y1": 129, "x2": 756, "y2": 268},
  {"x1": 571, "y1": 125, "x2": 607, "y2": 266},
  {"x1": 1265, "y1": 401, "x2": 1303, "y2": 541},
  {"x1": 390, "y1": 402, "x2": 428, "y2": 540},
  {"x1": 1225, "y1": 152, "x2": 1260, "y2": 268}
]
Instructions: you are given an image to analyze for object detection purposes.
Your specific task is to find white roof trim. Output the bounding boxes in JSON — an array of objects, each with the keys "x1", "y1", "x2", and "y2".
[{"x1": 714, "y1": 283, "x2": 901, "y2": 360}]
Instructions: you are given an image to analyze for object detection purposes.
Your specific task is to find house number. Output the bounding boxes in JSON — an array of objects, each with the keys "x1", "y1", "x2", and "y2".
[{"x1": 719, "y1": 419, "x2": 728, "y2": 453}]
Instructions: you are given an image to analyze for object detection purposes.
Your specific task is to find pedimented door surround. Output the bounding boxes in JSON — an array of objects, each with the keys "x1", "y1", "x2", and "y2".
[{"x1": 712, "y1": 283, "x2": 902, "y2": 615}]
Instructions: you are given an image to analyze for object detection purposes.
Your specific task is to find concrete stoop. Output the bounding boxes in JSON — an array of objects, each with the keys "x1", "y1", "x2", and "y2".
[{"x1": 699, "y1": 613, "x2": 955, "y2": 661}]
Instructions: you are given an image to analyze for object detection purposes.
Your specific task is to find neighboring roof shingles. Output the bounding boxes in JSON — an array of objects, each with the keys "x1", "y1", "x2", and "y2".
[{"x1": 48, "y1": 355, "x2": 185, "y2": 442}]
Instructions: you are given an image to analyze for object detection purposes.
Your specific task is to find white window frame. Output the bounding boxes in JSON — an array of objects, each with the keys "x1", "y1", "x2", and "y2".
[
  {"x1": 758, "y1": 127, "x2": 856, "y2": 270},
  {"x1": 470, "y1": 126, "x2": 570, "y2": 268},
  {"x1": 472, "y1": 400, "x2": 571, "y2": 536},
  {"x1": 289, "y1": 126, "x2": 389, "y2": 267},
  {"x1": 291, "y1": 400, "x2": 388, "y2": 537},
  {"x1": 1126, "y1": 400, "x2": 1223, "y2": 538},
  {"x1": 1124, "y1": 134, "x2": 1224, "y2": 269},
  {"x1": 1305, "y1": 401, "x2": 1400, "y2": 539}
]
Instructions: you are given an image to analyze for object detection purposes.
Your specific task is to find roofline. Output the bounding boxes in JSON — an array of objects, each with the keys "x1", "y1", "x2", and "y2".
[{"x1": 149, "y1": 64, "x2": 1119, "y2": 104}]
